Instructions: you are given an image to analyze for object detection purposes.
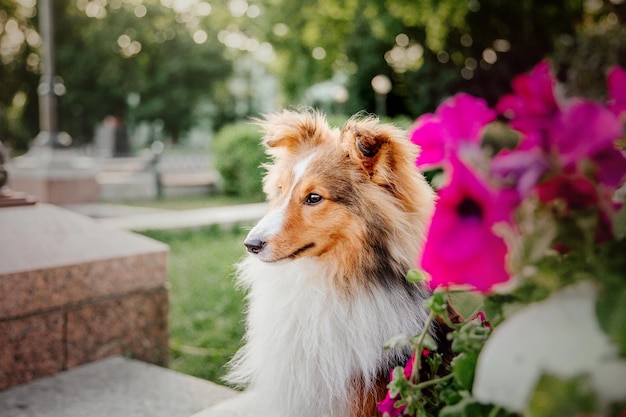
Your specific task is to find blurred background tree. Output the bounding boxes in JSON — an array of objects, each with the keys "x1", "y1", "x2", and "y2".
[{"x1": 1, "y1": 0, "x2": 624, "y2": 152}]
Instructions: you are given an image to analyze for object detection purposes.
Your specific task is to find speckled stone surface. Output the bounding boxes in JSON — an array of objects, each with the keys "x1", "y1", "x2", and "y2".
[
  {"x1": 0, "y1": 204, "x2": 168, "y2": 277},
  {"x1": 0, "y1": 204, "x2": 170, "y2": 390},
  {"x1": 0, "y1": 313, "x2": 65, "y2": 389},
  {"x1": 0, "y1": 253, "x2": 168, "y2": 319},
  {"x1": 66, "y1": 288, "x2": 169, "y2": 368},
  {"x1": 0, "y1": 356, "x2": 239, "y2": 417}
]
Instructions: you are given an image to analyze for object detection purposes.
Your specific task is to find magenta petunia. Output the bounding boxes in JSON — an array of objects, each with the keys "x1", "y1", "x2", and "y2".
[
  {"x1": 535, "y1": 174, "x2": 616, "y2": 243},
  {"x1": 377, "y1": 353, "x2": 416, "y2": 417},
  {"x1": 490, "y1": 147, "x2": 551, "y2": 198},
  {"x1": 535, "y1": 174, "x2": 599, "y2": 211},
  {"x1": 410, "y1": 93, "x2": 496, "y2": 168},
  {"x1": 607, "y1": 65, "x2": 626, "y2": 117},
  {"x1": 496, "y1": 61, "x2": 559, "y2": 149},
  {"x1": 549, "y1": 100, "x2": 626, "y2": 189},
  {"x1": 420, "y1": 156, "x2": 517, "y2": 293}
]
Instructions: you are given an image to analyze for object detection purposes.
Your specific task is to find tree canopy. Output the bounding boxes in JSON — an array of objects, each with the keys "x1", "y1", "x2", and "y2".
[{"x1": 1, "y1": 0, "x2": 624, "y2": 151}]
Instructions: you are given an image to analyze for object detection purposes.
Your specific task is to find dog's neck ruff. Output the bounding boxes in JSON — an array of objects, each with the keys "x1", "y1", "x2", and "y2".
[{"x1": 227, "y1": 255, "x2": 430, "y2": 417}]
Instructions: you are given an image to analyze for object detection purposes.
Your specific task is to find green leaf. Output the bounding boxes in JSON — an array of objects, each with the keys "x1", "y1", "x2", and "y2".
[
  {"x1": 450, "y1": 319, "x2": 491, "y2": 354},
  {"x1": 388, "y1": 366, "x2": 410, "y2": 397},
  {"x1": 384, "y1": 333, "x2": 411, "y2": 350},
  {"x1": 451, "y1": 351, "x2": 478, "y2": 391},
  {"x1": 482, "y1": 294, "x2": 511, "y2": 327},
  {"x1": 424, "y1": 291, "x2": 448, "y2": 316},
  {"x1": 527, "y1": 374, "x2": 597, "y2": 417},
  {"x1": 440, "y1": 394, "x2": 515, "y2": 417},
  {"x1": 439, "y1": 395, "x2": 487, "y2": 417},
  {"x1": 416, "y1": 332, "x2": 439, "y2": 352},
  {"x1": 406, "y1": 268, "x2": 427, "y2": 283},
  {"x1": 596, "y1": 286, "x2": 626, "y2": 357}
]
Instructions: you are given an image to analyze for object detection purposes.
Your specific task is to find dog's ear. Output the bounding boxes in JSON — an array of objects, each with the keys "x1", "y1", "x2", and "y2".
[
  {"x1": 256, "y1": 110, "x2": 332, "y2": 159},
  {"x1": 340, "y1": 116, "x2": 417, "y2": 188}
]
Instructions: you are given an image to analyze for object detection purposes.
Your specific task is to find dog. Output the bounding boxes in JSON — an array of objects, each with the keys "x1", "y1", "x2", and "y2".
[{"x1": 212, "y1": 110, "x2": 438, "y2": 417}]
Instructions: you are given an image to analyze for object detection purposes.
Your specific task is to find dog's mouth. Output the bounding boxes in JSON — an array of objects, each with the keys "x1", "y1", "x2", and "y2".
[
  {"x1": 288, "y1": 242, "x2": 315, "y2": 259},
  {"x1": 261, "y1": 242, "x2": 316, "y2": 263}
]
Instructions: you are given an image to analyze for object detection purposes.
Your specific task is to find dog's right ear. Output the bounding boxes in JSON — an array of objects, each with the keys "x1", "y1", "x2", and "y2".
[{"x1": 256, "y1": 110, "x2": 332, "y2": 159}]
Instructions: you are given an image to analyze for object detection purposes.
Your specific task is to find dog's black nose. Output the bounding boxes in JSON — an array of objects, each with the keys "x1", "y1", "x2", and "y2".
[{"x1": 244, "y1": 239, "x2": 266, "y2": 254}]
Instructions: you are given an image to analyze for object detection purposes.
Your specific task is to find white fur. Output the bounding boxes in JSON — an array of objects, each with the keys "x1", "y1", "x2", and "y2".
[
  {"x1": 225, "y1": 255, "x2": 429, "y2": 417},
  {"x1": 293, "y1": 152, "x2": 316, "y2": 182},
  {"x1": 247, "y1": 202, "x2": 286, "y2": 243}
]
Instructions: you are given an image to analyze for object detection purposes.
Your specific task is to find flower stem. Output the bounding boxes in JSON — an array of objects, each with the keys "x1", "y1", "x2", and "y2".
[
  {"x1": 487, "y1": 406, "x2": 502, "y2": 417},
  {"x1": 410, "y1": 310, "x2": 436, "y2": 381},
  {"x1": 414, "y1": 372, "x2": 454, "y2": 389}
]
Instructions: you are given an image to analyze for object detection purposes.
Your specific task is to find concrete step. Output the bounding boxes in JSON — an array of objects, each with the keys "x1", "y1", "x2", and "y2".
[{"x1": 0, "y1": 356, "x2": 238, "y2": 417}]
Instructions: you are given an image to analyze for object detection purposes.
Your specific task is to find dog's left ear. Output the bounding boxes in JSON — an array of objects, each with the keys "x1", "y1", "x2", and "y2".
[
  {"x1": 340, "y1": 116, "x2": 417, "y2": 189},
  {"x1": 257, "y1": 110, "x2": 332, "y2": 160}
]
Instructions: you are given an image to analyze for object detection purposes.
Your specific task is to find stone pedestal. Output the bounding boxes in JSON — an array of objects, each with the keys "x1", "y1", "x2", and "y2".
[
  {"x1": 0, "y1": 204, "x2": 169, "y2": 390},
  {"x1": 7, "y1": 148, "x2": 99, "y2": 205}
]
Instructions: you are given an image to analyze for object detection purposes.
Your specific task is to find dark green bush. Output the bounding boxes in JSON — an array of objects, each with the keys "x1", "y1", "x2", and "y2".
[
  {"x1": 213, "y1": 121, "x2": 267, "y2": 200},
  {"x1": 553, "y1": 23, "x2": 626, "y2": 100}
]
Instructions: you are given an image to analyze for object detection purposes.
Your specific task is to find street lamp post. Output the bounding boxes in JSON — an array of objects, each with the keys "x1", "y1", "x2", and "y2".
[
  {"x1": 36, "y1": 0, "x2": 70, "y2": 148},
  {"x1": 6, "y1": 0, "x2": 98, "y2": 205}
]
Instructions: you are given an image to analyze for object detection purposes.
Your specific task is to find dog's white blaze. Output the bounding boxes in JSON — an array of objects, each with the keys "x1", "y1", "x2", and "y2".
[
  {"x1": 293, "y1": 152, "x2": 316, "y2": 183},
  {"x1": 248, "y1": 202, "x2": 286, "y2": 239},
  {"x1": 247, "y1": 152, "x2": 316, "y2": 243}
]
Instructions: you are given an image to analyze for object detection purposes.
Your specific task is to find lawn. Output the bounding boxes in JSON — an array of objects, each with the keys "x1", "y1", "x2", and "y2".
[{"x1": 140, "y1": 224, "x2": 250, "y2": 383}]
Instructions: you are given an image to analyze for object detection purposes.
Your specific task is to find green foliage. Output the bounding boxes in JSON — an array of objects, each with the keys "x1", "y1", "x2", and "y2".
[
  {"x1": 553, "y1": 23, "x2": 626, "y2": 100},
  {"x1": 256, "y1": 0, "x2": 596, "y2": 117},
  {"x1": 2, "y1": 0, "x2": 619, "y2": 150},
  {"x1": 212, "y1": 121, "x2": 268, "y2": 200},
  {"x1": 528, "y1": 375, "x2": 597, "y2": 417},
  {"x1": 596, "y1": 279, "x2": 626, "y2": 357},
  {"x1": 1, "y1": 0, "x2": 235, "y2": 148}
]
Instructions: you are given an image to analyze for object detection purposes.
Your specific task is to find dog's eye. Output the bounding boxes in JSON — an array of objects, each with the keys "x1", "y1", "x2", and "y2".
[{"x1": 304, "y1": 193, "x2": 323, "y2": 206}]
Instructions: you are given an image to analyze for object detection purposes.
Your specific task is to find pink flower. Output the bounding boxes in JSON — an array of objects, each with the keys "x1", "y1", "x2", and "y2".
[
  {"x1": 496, "y1": 61, "x2": 559, "y2": 148},
  {"x1": 536, "y1": 174, "x2": 598, "y2": 211},
  {"x1": 607, "y1": 65, "x2": 626, "y2": 117},
  {"x1": 410, "y1": 93, "x2": 496, "y2": 168},
  {"x1": 420, "y1": 156, "x2": 517, "y2": 293},
  {"x1": 377, "y1": 353, "x2": 416, "y2": 417},
  {"x1": 550, "y1": 100, "x2": 626, "y2": 189},
  {"x1": 490, "y1": 147, "x2": 551, "y2": 197},
  {"x1": 536, "y1": 174, "x2": 618, "y2": 243},
  {"x1": 494, "y1": 87, "x2": 626, "y2": 194}
]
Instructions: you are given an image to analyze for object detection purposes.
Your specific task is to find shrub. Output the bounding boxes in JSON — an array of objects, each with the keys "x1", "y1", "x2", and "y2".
[{"x1": 213, "y1": 121, "x2": 268, "y2": 200}]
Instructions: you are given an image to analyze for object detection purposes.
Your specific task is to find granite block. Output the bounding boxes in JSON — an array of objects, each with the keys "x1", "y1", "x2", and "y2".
[
  {"x1": 0, "y1": 204, "x2": 168, "y2": 276},
  {"x1": 66, "y1": 288, "x2": 169, "y2": 368},
  {"x1": 8, "y1": 176, "x2": 99, "y2": 205},
  {"x1": 0, "y1": 253, "x2": 168, "y2": 319},
  {"x1": 0, "y1": 204, "x2": 170, "y2": 390},
  {"x1": 0, "y1": 204, "x2": 168, "y2": 319},
  {"x1": 0, "y1": 313, "x2": 65, "y2": 390}
]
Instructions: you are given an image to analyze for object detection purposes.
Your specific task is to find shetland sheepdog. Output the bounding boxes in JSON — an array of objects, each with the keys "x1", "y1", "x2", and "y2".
[{"x1": 207, "y1": 110, "x2": 438, "y2": 417}]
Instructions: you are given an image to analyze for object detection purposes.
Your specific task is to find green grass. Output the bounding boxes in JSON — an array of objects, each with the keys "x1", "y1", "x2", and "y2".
[{"x1": 140, "y1": 224, "x2": 250, "y2": 383}]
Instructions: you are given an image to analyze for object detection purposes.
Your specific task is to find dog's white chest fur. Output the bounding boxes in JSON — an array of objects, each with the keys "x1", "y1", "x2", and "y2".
[{"x1": 224, "y1": 256, "x2": 429, "y2": 417}]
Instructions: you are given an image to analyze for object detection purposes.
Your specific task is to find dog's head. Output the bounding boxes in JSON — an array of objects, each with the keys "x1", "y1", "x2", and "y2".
[{"x1": 244, "y1": 110, "x2": 434, "y2": 270}]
